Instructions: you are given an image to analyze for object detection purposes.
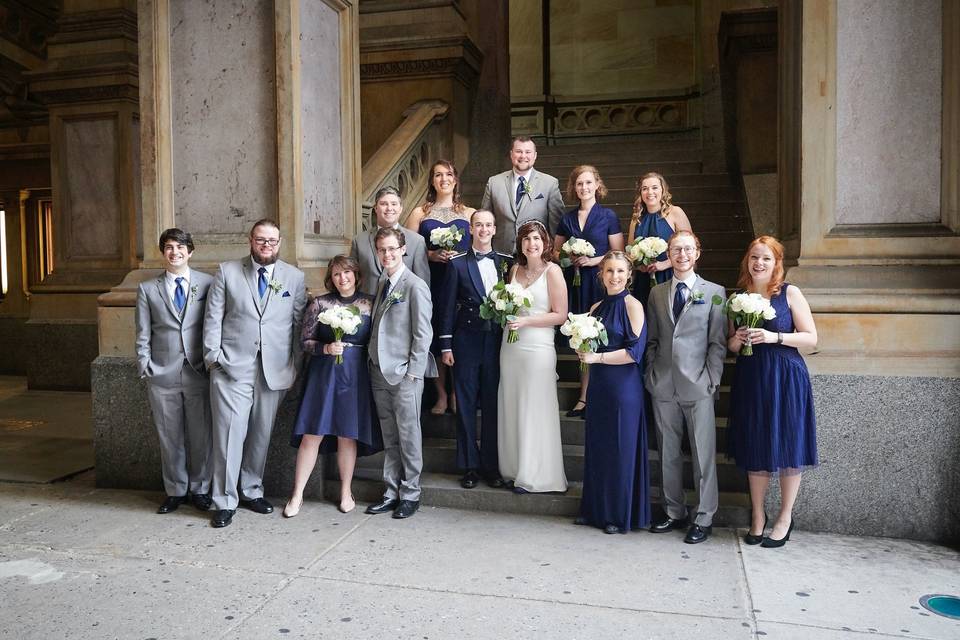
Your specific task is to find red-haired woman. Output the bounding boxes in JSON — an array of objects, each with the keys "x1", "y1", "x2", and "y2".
[{"x1": 727, "y1": 236, "x2": 818, "y2": 548}]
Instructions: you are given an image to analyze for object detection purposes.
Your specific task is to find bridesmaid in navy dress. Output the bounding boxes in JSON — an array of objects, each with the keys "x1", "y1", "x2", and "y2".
[
  {"x1": 554, "y1": 165, "x2": 624, "y2": 417},
  {"x1": 727, "y1": 236, "x2": 819, "y2": 548},
  {"x1": 575, "y1": 251, "x2": 651, "y2": 534},
  {"x1": 283, "y1": 255, "x2": 382, "y2": 518},
  {"x1": 405, "y1": 159, "x2": 473, "y2": 415},
  {"x1": 627, "y1": 172, "x2": 691, "y2": 306}
]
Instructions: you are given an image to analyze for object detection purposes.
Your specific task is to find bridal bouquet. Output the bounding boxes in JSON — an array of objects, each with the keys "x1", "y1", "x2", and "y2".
[
  {"x1": 712, "y1": 292, "x2": 776, "y2": 356},
  {"x1": 316, "y1": 304, "x2": 363, "y2": 364},
  {"x1": 559, "y1": 238, "x2": 596, "y2": 287},
  {"x1": 429, "y1": 226, "x2": 464, "y2": 251},
  {"x1": 479, "y1": 280, "x2": 533, "y2": 343},
  {"x1": 560, "y1": 312, "x2": 609, "y2": 372},
  {"x1": 625, "y1": 236, "x2": 669, "y2": 287}
]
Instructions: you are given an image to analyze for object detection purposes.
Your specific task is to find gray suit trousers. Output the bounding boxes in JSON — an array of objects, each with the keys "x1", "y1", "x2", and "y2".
[
  {"x1": 146, "y1": 365, "x2": 211, "y2": 496},
  {"x1": 209, "y1": 361, "x2": 284, "y2": 510},
  {"x1": 369, "y1": 365, "x2": 424, "y2": 501},
  {"x1": 652, "y1": 396, "x2": 719, "y2": 526}
]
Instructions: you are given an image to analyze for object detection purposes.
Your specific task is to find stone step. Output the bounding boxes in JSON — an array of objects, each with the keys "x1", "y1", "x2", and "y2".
[
  {"x1": 600, "y1": 185, "x2": 742, "y2": 202},
  {"x1": 553, "y1": 353, "x2": 738, "y2": 385},
  {"x1": 584, "y1": 173, "x2": 736, "y2": 190},
  {"x1": 532, "y1": 146, "x2": 704, "y2": 163},
  {"x1": 535, "y1": 159, "x2": 703, "y2": 176},
  {"x1": 324, "y1": 470, "x2": 750, "y2": 526},
  {"x1": 534, "y1": 136, "x2": 701, "y2": 155},
  {"x1": 556, "y1": 382, "x2": 732, "y2": 415}
]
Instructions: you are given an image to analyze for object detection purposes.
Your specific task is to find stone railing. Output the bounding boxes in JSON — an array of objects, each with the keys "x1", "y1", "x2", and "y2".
[
  {"x1": 511, "y1": 89, "x2": 700, "y2": 140},
  {"x1": 360, "y1": 99, "x2": 451, "y2": 229}
]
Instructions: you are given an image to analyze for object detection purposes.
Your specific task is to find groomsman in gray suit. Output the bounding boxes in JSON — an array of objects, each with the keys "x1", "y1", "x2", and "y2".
[
  {"x1": 480, "y1": 136, "x2": 565, "y2": 255},
  {"x1": 644, "y1": 230, "x2": 727, "y2": 544},
  {"x1": 365, "y1": 227, "x2": 437, "y2": 519},
  {"x1": 135, "y1": 228, "x2": 214, "y2": 514},
  {"x1": 203, "y1": 219, "x2": 307, "y2": 528},
  {"x1": 351, "y1": 186, "x2": 429, "y2": 295}
]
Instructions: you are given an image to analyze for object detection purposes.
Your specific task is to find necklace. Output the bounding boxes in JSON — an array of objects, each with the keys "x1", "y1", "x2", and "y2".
[
  {"x1": 425, "y1": 204, "x2": 465, "y2": 224},
  {"x1": 518, "y1": 262, "x2": 547, "y2": 288}
]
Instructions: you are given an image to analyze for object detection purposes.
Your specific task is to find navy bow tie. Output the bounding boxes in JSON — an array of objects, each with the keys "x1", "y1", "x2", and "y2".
[{"x1": 475, "y1": 251, "x2": 496, "y2": 261}]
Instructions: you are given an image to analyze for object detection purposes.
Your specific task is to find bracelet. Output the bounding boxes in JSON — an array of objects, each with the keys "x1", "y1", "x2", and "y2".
[
  {"x1": 600, "y1": 353, "x2": 605, "y2": 363},
  {"x1": 777, "y1": 332, "x2": 784, "y2": 345}
]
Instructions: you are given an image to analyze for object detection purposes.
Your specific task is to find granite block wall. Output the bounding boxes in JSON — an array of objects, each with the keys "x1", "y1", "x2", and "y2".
[{"x1": 26, "y1": 320, "x2": 98, "y2": 391}]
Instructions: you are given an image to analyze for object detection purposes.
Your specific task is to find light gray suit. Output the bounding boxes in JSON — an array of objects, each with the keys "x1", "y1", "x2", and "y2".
[
  {"x1": 203, "y1": 257, "x2": 307, "y2": 510},
  {"x1": 350, "y1": 227, "x2": 430, "y2": 296},
  {"x1": 368, "y1": 266, "x2": 438, "y2": 501},
  {"x1": 135, "y1": 269, "x2": 214, "y2": 497},
  {"x1": 644, "y1": 275, "x2": 727, "y2": 527},
  {"x1": 480, "y1": 168, "x2": 565, "y2": 255}
]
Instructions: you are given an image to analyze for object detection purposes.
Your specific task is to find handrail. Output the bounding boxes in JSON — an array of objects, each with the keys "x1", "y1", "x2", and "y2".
[{"x1": 360, "y1": 99, "x2": 450, "y2": 229}]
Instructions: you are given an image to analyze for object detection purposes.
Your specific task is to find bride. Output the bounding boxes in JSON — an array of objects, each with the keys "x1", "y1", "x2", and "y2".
[{"x1": 498, "y1": 220, "x2": 569, "y2": 494}]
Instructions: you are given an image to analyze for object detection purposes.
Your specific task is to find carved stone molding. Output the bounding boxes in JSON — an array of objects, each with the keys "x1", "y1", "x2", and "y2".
[{"x1": 0, "y1": 1, "x2": 60, "y2": 60}]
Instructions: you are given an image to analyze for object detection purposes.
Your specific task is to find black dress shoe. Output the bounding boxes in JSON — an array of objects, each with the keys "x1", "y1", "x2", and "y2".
[
  {"x1": 190, "y1": 493, "x2": 213, "y2": 511},
  {"x1": 157, "y1": 495, "x2": 187, "y2": 514},
  {"x1": 649, "y1": 516, "x2": 689, "y2": 533},
  {"x1": 565, "y1": 399, "x2": 587, "y2": 418},
  {"x1": 604, "y1": 524, "x2": 625, "y2": 535},
  {"x1": 744, "y1": 513, "x2": 768, "y2": 546},
  {"x1": 239, "y1": 497, "x2": 274, "y2": 514},
  {"x1": 483, "y1": 473, "x2": 505, "y2": 489},
  {"x1": 512, "y1": 486, "x2": 530, "y2": 495},
  {"x1": 211, "y1": 509, "x2": 234, "y2": 528},
  {"x1": 761, "y1": 520, "x2": 795, "y2": 548},
  {"x1": 392, "y1": 500, "x2": 420, "y2": 519},
  {"x1": 573, "y1": 516, "x2": 588, "y2": 526},
  {"x1": 365, "y1": 498, "x2": 400, "y2": 514},
  {"x1": 460, "y1": 470, "x2": 480, "y2": 489},
  {"x1": 684, "y1": 524, "x2": 713, "y2": 544}
]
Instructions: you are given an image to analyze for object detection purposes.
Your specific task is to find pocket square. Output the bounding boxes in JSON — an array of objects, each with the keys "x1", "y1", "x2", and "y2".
[
  {"x1": 535, "y1": 193, "x2": 544, "y2": 200},
  {"x1": 282, "y1": 291, "x2": 291, "y2": 298}
]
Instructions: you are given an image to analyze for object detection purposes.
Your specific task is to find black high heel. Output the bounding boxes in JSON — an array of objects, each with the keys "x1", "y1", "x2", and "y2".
[
  {"x1": 566, "y1": 398, "x2": 587, "y2": 418},
  {"x1": 761, "y1": 519, "x2": 795, "y2": 548},
  {"x1": 744, "y1": 513, "x2": 768, "y2": 546}
]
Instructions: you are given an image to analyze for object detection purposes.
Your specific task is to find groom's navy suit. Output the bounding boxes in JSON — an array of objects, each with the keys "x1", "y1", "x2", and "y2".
[{"x1": 438, "y1": 249, "x2": 512, "y2": 475}]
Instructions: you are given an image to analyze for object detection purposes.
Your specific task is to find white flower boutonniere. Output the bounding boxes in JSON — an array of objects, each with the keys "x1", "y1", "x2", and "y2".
[
  {"x1": 691, "y1": 290, "x2": 706, "y2": 305},
  {"x1": 268, "y1": 279, "x2": 283, "y2": 294},
  {"x1": 386, "y1": 290, "x2": 405, "y2": 307},
  {"x1": 190, "y1": 285, "x2": 199, "y2": 303},
  {"x1": 522, "y1": 180, "x2": 535, "y2": 200}
]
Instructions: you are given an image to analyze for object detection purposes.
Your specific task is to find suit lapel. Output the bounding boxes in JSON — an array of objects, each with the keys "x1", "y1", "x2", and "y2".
[
  {"x1": 465, "y1": 252, "x2": 486, "y2": 298},
  {"x1": 155, "y1": 275, "x2": 182, "y2": 324},
  {"x1": 504, "y1": 171, "x2": 518, "y2": 220},
  {"x1": 242, "y1": 256, "x2": 265, "y2": 316},
  {"x1": 262, "y1": 261, "x2": 284, "y2": 314},
  {"x1": 367, "y1": 231, "x2": 384, "y2": 278}
]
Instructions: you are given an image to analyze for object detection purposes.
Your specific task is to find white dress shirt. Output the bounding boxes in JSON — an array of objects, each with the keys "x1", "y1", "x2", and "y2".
[
  {"x1": 670, "y1": 271, "x2": 698, "y2": 323},
  {"x1": 386, "y1": 263, "x2": 406, "y2": 292},
  {"x1": 250, "y1": 259, "x2": 276, "y2": 282},
  {"x1": 475, "y1": 249, "x2": 499, "y2": 295}
]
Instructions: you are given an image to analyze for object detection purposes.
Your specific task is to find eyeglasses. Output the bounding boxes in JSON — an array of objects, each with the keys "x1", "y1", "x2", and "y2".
[
  {"x1": 376, "y1": 246, "x2": 402, "y2": 256},
  {"x1": 669, "y1": 246, "x2": 697, "y2": 256},
  {"x1": 253, "y1": 238, "x2": 280, "y2": 247}
]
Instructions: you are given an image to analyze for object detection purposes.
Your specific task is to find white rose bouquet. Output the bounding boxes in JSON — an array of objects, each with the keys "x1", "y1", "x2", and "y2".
[
  {"x1": 479, "y1": 280, "x2": 534, "y2": 343},
  {"x1": 560, "y1": 312, "x2": 609, "y2": 372},
  {"x1": 429, "y1": 226, "x2": 464, "y2": 251},
  {"x1": 559, "y1": 238, "x2": 596, "y2": 287},
  {"x1": 712, "y1": 292, "x2": 776, "y2": 356},
  {"x1": 625, "y1": 236, "x2": 669, "y2": 287},
  {"x1": 316, "y1": 304, "x2": 363, "y2": 364}
]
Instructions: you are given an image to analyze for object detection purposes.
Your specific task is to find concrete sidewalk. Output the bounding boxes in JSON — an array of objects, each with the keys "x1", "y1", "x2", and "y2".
[{"x1": 0, "y1": 473, "x2": 958, "y2": 639}]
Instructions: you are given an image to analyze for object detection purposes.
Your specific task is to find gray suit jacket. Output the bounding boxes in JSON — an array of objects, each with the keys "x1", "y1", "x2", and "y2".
[
  {"x1": 480, "y1": 168, "x2": 565, "y2": 254},
  {"x1": 369, "y1": 267, "x2": 438, "y2": 386},
  {"x1": 203, "y1": 257, "x2": 307, "y2": 391},
  {"x1": 644, "y1": 276, "x2": 728, "y2": 402},
  {"x1": 350, "y1": 227, "x2": 430, "y2": 296},
  {"x1": 135, "y1": 270, "x2": 214, "y2": 386}
]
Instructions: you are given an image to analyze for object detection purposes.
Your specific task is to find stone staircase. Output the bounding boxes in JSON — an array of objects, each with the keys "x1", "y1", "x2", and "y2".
[{"x1": 326, "y1": 135, "x2": 755, "y2": 525}]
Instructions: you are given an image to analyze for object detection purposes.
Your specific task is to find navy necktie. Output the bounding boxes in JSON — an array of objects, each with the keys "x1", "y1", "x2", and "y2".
[
  {"x1": 257, "y1": 267, "x2": 267, "y2": 298},
  {"x1": 475, "y1": 251, "x2": 496, "y2": 261},
  {"x1": 515, "y1": 176, "x2": 525, "y2": 207},
  {"x1": 174, "y1": 277, "x2": 186, "y2": 312},
  {"x1": 673, "y1": 282, "x2": 687, "y2": 320},
  {"x1": 380, "y1": 279, "x2": 392, "y2": 304}
]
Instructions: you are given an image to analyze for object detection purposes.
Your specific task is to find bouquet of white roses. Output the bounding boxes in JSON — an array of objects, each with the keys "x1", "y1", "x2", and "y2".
[
  {"x1": 560, "y1": 312, "x2": 609, "y2": 372},
  {"x1": 559, "y1": 238, "x2": 596, "y2": 287},
  {"x1": 429, "y1": 226, "x2": 464, "y2": 251},
  {"x1": 479, "y1": 280, "x2": 534, "y2": 343},
  {"x1": 316, "y1": 304, "x2": 363, "y2": 364},
  {"x1": 625, "y1": 236, "x2": 669, "y2": 287},
  {"x1": 711, "y1": 292, "x2": 776, "y2": 356}
]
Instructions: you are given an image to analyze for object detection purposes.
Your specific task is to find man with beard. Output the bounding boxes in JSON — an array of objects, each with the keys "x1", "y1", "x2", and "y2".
[{"x1": 203, "y1": 219, "x2": 307, "y2": 528}]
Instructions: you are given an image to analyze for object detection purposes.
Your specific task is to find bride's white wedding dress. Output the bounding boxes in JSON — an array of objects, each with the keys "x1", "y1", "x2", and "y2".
[{"x1": 497, "y1": 266, "x2": 568, "y2": 493}]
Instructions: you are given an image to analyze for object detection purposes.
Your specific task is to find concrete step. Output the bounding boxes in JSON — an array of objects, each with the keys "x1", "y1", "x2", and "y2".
[
  {"x1": 601, "y1": 185, "x2": 741, "y2": 202},
  {"x1": 535, "y1": 159, "x2": 703, "y2": 176},
  {"x1": 533, "y1": 146, "x2": 704, "y2": 164},
  {"x1": 324, "y1": 470, "x2": 750, "y2": 526}
]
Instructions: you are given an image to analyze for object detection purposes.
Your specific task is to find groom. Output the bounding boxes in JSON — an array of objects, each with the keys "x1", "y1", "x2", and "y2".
[
  {"x1": 366, "y1": 227, "x2": 437, "y2": 519},
  {"x1": 203, "y1": 219, "x2": 306, "y2": 528},
  {"x1": 644, "y1": 230, "x2": 727, "y2": 544}
]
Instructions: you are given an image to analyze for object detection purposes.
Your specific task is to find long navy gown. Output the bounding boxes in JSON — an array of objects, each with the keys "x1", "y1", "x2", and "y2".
[
  {"x1": 728, "y1": 284, "x2": 818, "y2": 473},
  {"x1": 418, "y1": 209, "x2": 471, "y2": 356},
  {"x1": 579, "y1": 289, "x2": 651, "y2": 531},
  {"x1": 290, "y1": 292, "x2": 382, "y2": 457},
  {"x1": 630, "y1": 211, "x2": 674, "y2": 306},
  {"x1": 557, "y1": 204, "x2": 621, "y2": 314}
]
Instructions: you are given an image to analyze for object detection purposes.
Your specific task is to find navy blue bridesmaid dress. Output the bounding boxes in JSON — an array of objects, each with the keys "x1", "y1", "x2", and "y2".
[
  {"x1": 728, "y1": 284, "x2": 818, "y2": 473},
  {"x1": 579, "y1": 289, "x2": 651, "y2": 531},
  {"x1": 290, "y1": 292, "x2": 382, "y2": 456},
  {"x1": 557, "y1": 204, "x2": 621, "y2": 314},
  {"x1": 630, "y1": 212, "x2": 674, "y2": 306},
  {"x1": 418, "y1": 212, "x2": 471, "y2": 355}
]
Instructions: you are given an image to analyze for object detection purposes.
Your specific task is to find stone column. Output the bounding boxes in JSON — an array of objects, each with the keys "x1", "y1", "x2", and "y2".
[
  {"x1": 781, "y1": 0, "x2": 960, "y2": 543},
  {"x1": 94, "y1": 0, "x2": 361, "y2": 493}
]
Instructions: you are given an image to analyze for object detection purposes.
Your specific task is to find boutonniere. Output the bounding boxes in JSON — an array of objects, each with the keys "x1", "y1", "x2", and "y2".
[
  {"x1": 190, "y1": 285, "x2": 199, "y2": 303},
  {"x1": 522, "y1": 179, "x2": 535, "y2": 200},
  {"x1": 386, "y1": 290, "x2": 405, "y2": 307},
  {"x1": 498, "y1": 260, "x2": 509, "y2": 281},
  {"x1": 268, "y1": 279, "x2": 283, "y2": 294},
  {"x1": 691, "y1": 290, "x2": 706, "y2": 304}
]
